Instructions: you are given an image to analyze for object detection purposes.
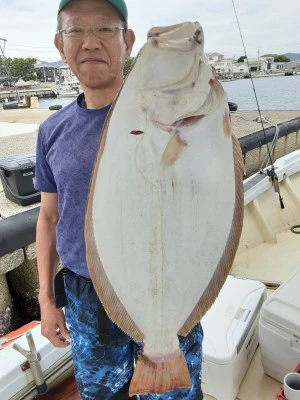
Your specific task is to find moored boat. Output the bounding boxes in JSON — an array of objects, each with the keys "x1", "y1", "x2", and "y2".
[
  {"x1": 203, "y1": 149, "x2": 300, "y2": 400},
  {"x1": 52, "y1": 81, "x2": 82, "y2": 98}
]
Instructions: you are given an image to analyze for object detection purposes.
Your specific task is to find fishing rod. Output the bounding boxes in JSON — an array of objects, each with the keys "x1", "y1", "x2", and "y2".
[{"x1": 231, "y1": 0, "x2": 284, "y2": 209}]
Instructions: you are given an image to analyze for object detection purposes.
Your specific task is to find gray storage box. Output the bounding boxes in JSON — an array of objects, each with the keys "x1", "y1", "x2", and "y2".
[{"x1": 0, "y1": 152, "x2": 41, "y2": 206}]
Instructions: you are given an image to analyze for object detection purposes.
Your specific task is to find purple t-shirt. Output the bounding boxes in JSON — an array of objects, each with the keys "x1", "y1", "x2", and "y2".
[{"x1": 35, "y1": 94, "x2": 110, "y2": 278}]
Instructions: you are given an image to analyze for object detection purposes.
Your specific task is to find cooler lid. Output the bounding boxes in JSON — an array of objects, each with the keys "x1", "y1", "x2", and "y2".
[
  {"x1": 202, "y1": 275, "x2": 266, "y2": 365},
  {"x1": 260, "y1": 268, "x2": 300, "y2": 335},
  {"x1": 0, "y1": 151, "x2": 36, "y2": 171}
]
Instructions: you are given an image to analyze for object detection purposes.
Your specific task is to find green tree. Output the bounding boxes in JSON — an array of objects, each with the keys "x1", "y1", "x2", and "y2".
[
  {"x1": 274, "y1": 55, "x2": 290, "y2": 62},
  {"x1": 2, "y1": 57, "x2": 37, "y2": 81},
  {"x1": 123, "y1": 57, "x2": 135, "y2": 76},
  {"x1": 237, "y1": 56, "x2": 247, "y2": 63}
]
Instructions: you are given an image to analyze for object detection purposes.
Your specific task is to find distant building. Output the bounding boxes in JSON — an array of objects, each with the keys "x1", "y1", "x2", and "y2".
[
  {"x1": 205, "y1": 52, "x2": 252, "y2": 78},
  {"x1": 206, "y1": 52, "x2": 224, "y2": 66},
  {"x1": 57, "y1": 63, "x2": 80, "y2": 85},
  {"x1": 284, "y1": 60, "x2": 300, "y2": 74},
  {"x1": 35, "y1": 61, "x2": 62, "y2": 83},
  {"x1": 243, "y1": 57, "x2": 274, "y2": 73},
  {"x1": 214, "y1": 58, "x2": 234, "y2": 74},
  {"x1": 232, "y1": 63, "x2": 249, "y2": 77},
  {"x1": 271, "y1": 62, "x2": 286, "y2": 72}
]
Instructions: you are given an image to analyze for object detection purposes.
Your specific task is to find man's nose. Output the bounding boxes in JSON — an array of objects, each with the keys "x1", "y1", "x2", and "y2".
[{"x1": 82, "y1": 29, "x2": 102, "y2": 49}]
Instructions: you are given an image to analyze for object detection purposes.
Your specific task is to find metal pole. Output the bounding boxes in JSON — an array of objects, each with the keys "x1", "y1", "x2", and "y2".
[
  {"x1": 13, "y1": 331, "x2": 47, "y2": 394},
  {"x1": 0, "y1": 38, "x2": 21, "y2": 103}
]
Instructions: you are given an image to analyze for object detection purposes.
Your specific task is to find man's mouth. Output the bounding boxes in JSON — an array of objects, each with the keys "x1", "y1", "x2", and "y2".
[{"x1": 80, "y1": 58, "x2": 106, "y2": 64}]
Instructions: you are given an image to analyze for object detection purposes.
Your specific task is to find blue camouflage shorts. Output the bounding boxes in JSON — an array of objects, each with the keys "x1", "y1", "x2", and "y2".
[{"x1": 64, "y1": 270, "x2": 203, "y2": 400}]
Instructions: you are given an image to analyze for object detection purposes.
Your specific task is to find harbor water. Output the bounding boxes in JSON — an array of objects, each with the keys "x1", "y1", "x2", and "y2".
[
  {"x1": 222, "y1": 75, "x2": 300, "y2": 110},
  {"x1": 38, "y1": 75, "x2": 300, "y2": 111}
]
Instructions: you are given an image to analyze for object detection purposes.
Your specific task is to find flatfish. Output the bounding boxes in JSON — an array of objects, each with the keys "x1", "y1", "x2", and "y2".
[{"x1": 85, "y1": 21, "x2": 244, "y2": 396}]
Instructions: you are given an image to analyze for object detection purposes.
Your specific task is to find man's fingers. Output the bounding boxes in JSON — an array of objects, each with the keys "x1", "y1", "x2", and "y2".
[
  {"x1": 58, "y1": 325, "x2": 71, "y2": 340},
  {"x1": 40, "y1": 308, "x2": 71, "y2": 348},
  {"x1": 52, "y1": 334, "x2": 70, "y2": 348},
  {"x1": 41, "y1": 328, "x2": 70, "y2": 348}
]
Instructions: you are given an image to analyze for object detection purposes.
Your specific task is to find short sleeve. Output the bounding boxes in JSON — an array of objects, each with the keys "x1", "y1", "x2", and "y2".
[{"x1": 34, "y1": 127, "x2": 57, "y2": 193}]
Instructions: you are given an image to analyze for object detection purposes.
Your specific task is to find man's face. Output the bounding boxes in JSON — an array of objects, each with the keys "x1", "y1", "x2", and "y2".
[{"x1": 55, "y1": 0, "x2": 135, "y2": 91}]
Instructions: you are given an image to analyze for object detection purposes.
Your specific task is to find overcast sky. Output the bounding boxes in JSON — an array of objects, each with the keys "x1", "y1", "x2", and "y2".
[{"x1": 0, "y1": 0, "x2": 298, "y2": 62}]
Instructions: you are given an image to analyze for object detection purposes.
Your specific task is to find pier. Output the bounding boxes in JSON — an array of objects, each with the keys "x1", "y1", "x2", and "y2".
[{"x1": 0, "y1": 88, "x2": 56, "y2": 104}]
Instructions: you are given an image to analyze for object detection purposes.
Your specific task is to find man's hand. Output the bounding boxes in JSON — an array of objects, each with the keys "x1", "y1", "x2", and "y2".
[{"x1": 40, "y1": 302, "x2": 71, "y2": 348}]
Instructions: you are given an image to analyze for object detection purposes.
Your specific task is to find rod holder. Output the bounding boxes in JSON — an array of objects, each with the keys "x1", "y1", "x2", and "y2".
[{"x1": 13, "y1": 331, "x2": 47, "y2": 394}]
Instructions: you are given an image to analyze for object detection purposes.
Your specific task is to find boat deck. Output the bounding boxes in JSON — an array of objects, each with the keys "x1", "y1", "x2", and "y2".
[
  {"x1": 37, "y1": 347, "x2": 282, "y2": 400},
  {"x1": 38, "y1": 375, "x2": 79, "y2": 400}
]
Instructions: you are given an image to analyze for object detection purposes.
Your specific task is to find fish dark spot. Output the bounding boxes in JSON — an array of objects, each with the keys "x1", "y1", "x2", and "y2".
[
  {"x1": 193, "y1": 29, "x2": 202, "y2": 44},
  {"x1": 192, "y1": 82, "x2": 196, "y2": 87},
  {"x1": 130, "y1": 130, "x2": 144, "y2": 135}
]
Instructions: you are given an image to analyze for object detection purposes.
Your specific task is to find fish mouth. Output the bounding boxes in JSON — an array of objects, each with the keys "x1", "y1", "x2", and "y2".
[{"x1": 148, "y1": 22, "x2": 203, "y2": 51}]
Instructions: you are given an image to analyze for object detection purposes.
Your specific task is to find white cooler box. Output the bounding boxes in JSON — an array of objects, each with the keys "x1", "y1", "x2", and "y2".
[
  {"x1": 201, "y1": 275, "x2": 266, "y2": 400},
  {"x1": 259, "y1": 268, "x2": 300, "y2": 383}
]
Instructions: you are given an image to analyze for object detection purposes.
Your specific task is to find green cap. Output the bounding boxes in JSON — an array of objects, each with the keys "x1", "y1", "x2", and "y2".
[{"x1": 58, "y1": 0, "x2": 128, "y2": 23}]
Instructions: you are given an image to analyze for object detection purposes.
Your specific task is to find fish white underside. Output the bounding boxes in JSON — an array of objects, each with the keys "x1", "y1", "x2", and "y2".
[{"x1": 92, "y1": 88, "x2": 235, "y2": 357}]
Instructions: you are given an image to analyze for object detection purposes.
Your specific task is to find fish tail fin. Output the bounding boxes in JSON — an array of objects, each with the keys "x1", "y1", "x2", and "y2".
[{"x1": 129, "y1": 349, "x2": 191, "y2": 396}]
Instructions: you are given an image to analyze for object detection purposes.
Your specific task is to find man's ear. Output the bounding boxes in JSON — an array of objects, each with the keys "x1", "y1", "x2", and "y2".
[
  {"x1": 124, "y1": 29, "x2": 135, "y2": 59},
  {"x1": 54, "y1": 34, "x2": 67, "y2": 63}
]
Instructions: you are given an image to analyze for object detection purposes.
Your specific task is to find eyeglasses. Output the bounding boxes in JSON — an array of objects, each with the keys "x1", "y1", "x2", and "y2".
[{"x1": 58, "y1": 24, "x2": 125, "y2": 40}]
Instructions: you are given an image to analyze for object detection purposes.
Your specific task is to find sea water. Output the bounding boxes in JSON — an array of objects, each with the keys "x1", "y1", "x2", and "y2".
[
  {"x1": 38, "y1": 75, "x2": 300, "y2": 111},
  {"x1": 223, "y1": 75, "x2": 300, "y2": 110}
]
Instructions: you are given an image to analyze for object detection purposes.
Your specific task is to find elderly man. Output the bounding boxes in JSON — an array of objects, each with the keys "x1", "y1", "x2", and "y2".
[{"x1": 35, "y1": 1, "x2": 203, "y2": 399}]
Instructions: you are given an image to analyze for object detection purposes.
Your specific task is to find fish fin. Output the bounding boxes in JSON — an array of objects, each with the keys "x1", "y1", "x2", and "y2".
[
  {"x1": 129, "y1": 349, "x2": 190, "y2": 396},
  {"x1": 175, "y1": 115, "x2": 205, "y2": 128},
  {"x1": 161, "y1": 133, "x2": 187, "y2": 168},
  {"x1": 185, "y1": 77, "x2": 225, "y2": 119}
]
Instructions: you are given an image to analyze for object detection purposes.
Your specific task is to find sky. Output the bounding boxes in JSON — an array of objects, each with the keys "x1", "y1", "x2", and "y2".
[{"x1": 0, "y1": 0, "x2": 299, "y2": 62}]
